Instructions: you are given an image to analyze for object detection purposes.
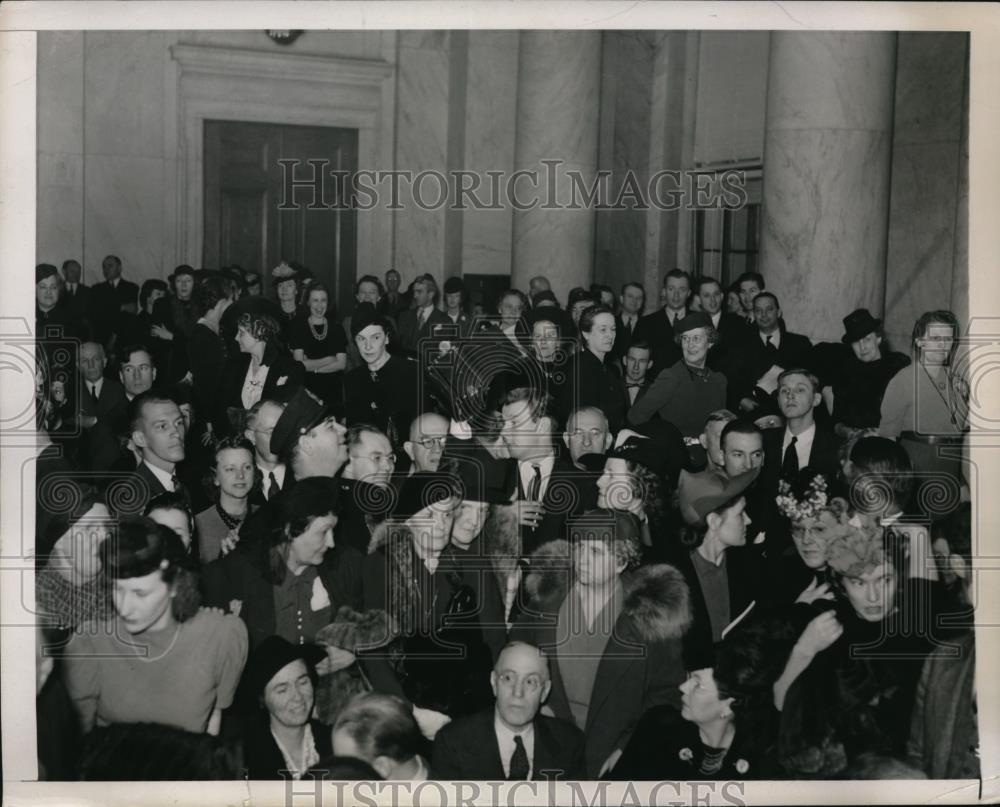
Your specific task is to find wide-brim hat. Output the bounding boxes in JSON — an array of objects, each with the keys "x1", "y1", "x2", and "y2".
[
  {"x1": 269, "y1": 387, "x2": 330, "y2": 459},
  {"x1": 677, "y1": 466, "x2": 760, "y2": 527},
  {"x1": 392, "y1": 470, "x2": 462, "y2": 520},
  {"x1": 244, "y1": 636, "x2": 325, "y2": 700},
  {"x1": 841, "y1": 308, "x2": 881, "y2": 344}
]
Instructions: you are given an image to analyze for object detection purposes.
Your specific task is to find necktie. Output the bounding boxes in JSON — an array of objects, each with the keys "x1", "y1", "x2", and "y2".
[
  {"x1": 90, "y1": 384, "x2": 99, "y2": 403},
  {"x1": 526, "y1": 464, "x2": 542, "y2": 502},
  {"x1": 417, "y1": 308, "x2": 426, "y2": 329},
  {"x1": 766, "y1": 335, "x2": 777, "y2": 355},
  {"x1": 625, "y1": 317, "x2": 633, "y2": 337},
  {"x1": 782, "y1": 436, "x2": 799, "y2": 479},
  {"x1": 509, "y1": 735, "x2": 529, "y2": 780},
  {"x1": 267, "y1": 471, "x2": 279, "y2": 500}
]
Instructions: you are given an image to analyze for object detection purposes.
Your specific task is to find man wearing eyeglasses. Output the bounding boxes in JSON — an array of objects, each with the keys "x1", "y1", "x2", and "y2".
[
  {"x1": 431, "y1": 641, "x2": 585, "y2": 780},
  {"x1": 403, "y1": 413, "x2": 449, "y2": 475},
  {"x1": 244, "y1": 398, "x2": 287, "y2": 505},
  {"x1": 336, "y1": 425, "x2": 397, "y2": 554}
]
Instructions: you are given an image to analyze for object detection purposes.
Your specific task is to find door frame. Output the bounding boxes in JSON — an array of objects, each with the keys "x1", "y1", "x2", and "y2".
[{"x1": 170, "y1": 42, "x2": 395, "y2": 281}]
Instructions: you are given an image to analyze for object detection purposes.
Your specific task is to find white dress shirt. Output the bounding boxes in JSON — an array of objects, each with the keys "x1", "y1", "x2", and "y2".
[
  {"x1": 259, "y1": 463, "x2": 286, "y2": 497},
  {"x1": 711, "y1": 311, "x2": 722, "y2": 330},
  {"x1": 495, "y1": 712, "x2": 535, "y2": 779},
  {"x1": 142, "y1": 460, "x2": 177, "y2": 492},
  {"x1": 86, "y1": 377, "x2": 104, "y2": 400},
  {"x1": 760, "y1": 329, "x2": 781, "y2": 349},
  {"x1": 517, "y1": 454, "x2": 556, "y2": 502},
  {"x1": 782, "y1": 422, "x2": 815, "y2": 469},
  {"x1": 241, "y1": 362, "x2": 269, "y2": 409}
]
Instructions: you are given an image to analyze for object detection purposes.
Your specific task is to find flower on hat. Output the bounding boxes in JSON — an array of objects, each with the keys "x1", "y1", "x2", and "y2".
[
  {"x1": 775, "y1": 475, "x2": 828, "y2": 522},
  {"x1": 824, "y1": 513, "x2": 887, "y2": 578},
  {"x1": 272, "y1": 261, "x2": 296, "y2": 279},
  {"x1": 735, "y1": 758, "x2": 750, "y2": 774},
  {"x1": 679, "y1": 747, "x2": 694, "y2": 762}
]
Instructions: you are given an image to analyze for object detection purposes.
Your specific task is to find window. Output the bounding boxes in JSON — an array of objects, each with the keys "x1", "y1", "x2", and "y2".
[{"x1": 693, "y1": 168, "x2": 762, "y2": 289}]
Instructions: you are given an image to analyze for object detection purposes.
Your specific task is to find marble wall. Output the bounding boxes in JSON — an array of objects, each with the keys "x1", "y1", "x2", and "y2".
[
  {"x1": 36, "y1": 30, "x2": 968, "y2": 330},
  {"x1": 883, "y1": 32, "x2": 969, "y2": 350}
]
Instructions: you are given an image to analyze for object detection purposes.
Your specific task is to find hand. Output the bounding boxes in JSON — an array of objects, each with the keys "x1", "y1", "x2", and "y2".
[
  {"x1": 518, "y1": 501, "x2": 545, "y2": 529},
  {"x1": 316, "y1": 646, "x2": 356, "y2": 675},
  {"x1": 754, "y1": 414, "x2": 783, "y2": 430},
  {"x1": 796, "y1": 578, "x2": 835, "y2": 606},
  {"x1": 200, "y1": 429, "x2": 214, "y2": 447},
  {"x1": 795, "y1": 611, "x2": 843, "y2": 658},
  {"x1": 598, "y1": 748, "x2": 623, "y2": 778},
  {"x1": 220, "y1": 530, "x2": 240, "y2": 556},
  {"x1": 739, "y1": 397, "x2": 759, "y2": 412},
  {"x1": 412, "y1": 706, "x2": 451, "y2": 740},
  {"x1": 151, "y1": 324, "x2": 173, "y2": 341},
  {"x1": 80, "y1": 415, "x2": 98, "y2": 429},
  {"x1": 228, "y1": 599, "x2": 243, "y2": 617}
]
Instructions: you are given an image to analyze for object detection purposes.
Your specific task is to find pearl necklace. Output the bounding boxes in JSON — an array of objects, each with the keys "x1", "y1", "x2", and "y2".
[{"x1": 309, "y1": 318, "x2": 328, "y2": 341}]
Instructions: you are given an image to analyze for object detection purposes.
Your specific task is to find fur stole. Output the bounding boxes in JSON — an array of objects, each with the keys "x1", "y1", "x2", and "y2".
[{"x1": 522, "y1": 539, "x2": 693, "y2": 642}]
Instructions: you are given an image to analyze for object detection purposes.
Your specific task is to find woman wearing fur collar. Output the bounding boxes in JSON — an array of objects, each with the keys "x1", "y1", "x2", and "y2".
[
  {"x1": 361, "y1": 463, "x2": 494, "y2": 721},
  {"x1": 511, "y1": 509, "x2": 692, "y2": 778}
]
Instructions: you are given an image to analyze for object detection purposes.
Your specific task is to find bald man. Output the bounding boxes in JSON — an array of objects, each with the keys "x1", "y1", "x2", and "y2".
[
  {"x1": 403, "y1": 412, "x2": 449, "y2": 474},
  {"x1": 431, "y1": 641, "x2": 585, "y2": 780}
]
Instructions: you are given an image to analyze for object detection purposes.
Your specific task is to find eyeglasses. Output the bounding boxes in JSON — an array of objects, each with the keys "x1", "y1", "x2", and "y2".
[
  {"x1": 496, "y1": 672, "x2": 544, "y2": 692},
  {"x1": 415, "y1": 437, "x2": 446, "y2": 450},
  {"x1": 680, "y1": 334, "x2": 708, "y2": 345},
  {"x1": 568, "y1": 428, "x2": 606, "y2": 440}
]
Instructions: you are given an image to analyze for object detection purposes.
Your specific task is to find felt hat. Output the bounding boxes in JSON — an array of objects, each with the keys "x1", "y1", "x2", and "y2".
[
  {"x1": 443, "y1": 276, "x2": 465, "y2": 295},
  {"x1": 841, "y1": 308, "x2": 881, "y2": 344},
  {"x1": 677, "y1": 466, "x2": 760, "y2": 527},
  {"x1": 673, "y1": 311, "x2": 714, "y2": 336},
  {"x1": 392, "y1": 469, "x2": 462, "y2": 520},
  {"x1": 244, "y1": 636, "x2": 325, "y2": 700}
]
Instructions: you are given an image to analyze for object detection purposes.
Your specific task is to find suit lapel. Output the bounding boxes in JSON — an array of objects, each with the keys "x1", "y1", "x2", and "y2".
[{"x1": 478, "y1": 711, "x2": 506, "y2": 780}]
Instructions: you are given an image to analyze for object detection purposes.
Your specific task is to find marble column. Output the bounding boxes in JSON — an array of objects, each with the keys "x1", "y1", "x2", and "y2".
[
  {"x1": 511, "y1": 32, "x2": 601, "y2": 300},
  {"x1": 759, "y1": 32, "x2": 897, "y2": 342}
]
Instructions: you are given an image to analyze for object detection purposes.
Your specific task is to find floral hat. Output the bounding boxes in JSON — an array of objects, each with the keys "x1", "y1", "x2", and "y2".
[{"x1": 823, "y1": 512, "x2": 889, "y2": 578}]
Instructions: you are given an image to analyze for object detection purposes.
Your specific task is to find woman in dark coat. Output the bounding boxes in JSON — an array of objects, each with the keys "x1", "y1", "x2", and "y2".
[
  {"x1": 225, "y1": 310, "x2": 305, "y2": 416},
  {"x1": 568, "y1": 304, "x2": 626, "y2": 432},
  {"x1": 511, "y1": 509, "x2": 692, "y2": 778},
  {"x1": 671, "y1": 466, "x2": 764, "y2": 670},
  {"x1": 240, "y1": 636, "x2": 333, "y2": 780},
  {"x1": 360, "y1": 466, "x2": 494, "y2": 721},
  {"x1": 610, "y1": 617, "x2": 793, "y2": 781},
  {"x1": 771, "y1": 485, "x2": 946, "y2": 777},
  {"x1": 201, "y1": 477, "x2": 363, "y2": 650}
]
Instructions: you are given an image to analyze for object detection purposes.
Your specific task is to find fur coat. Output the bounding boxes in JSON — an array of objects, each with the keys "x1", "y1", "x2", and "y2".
[{"x1": 512, "y1": 539, "x2": 693, "y2": 778}]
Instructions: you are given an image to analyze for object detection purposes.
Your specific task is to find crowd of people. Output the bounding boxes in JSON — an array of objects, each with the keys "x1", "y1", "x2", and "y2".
[{"x1": 32, "y1": 255, "x2": 977, "y2": 782}]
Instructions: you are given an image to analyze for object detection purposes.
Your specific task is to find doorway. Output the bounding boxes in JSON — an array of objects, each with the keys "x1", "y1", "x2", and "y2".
[{"x1": 203, "y1": 120, "x2": 358, "y2": 315}]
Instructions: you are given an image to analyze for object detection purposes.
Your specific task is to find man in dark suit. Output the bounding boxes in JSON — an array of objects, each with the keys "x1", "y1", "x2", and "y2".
[
  {"x1": 432, "y1": 641, "x2": 585, "y2": 780},
  {"x1": 396, "y1": 274, "x2": 449, "y2": 356},
  {"x1": 499, "y1": 386, "x2": 581, "y2": 555},
  {"x1": 75, "y1": 342, "x2": 128, "y2": 471},
  {"x1": 728, "y1": 292, "x2": 812, "y2": 417},
  {"x1": 612, "y1": 281, "x2": 645, "y2": 360},
  {"x1": 60, "y1": 259, "x2": 93, "y2": 333},
  {"x1": 694, "y1": 276, "x2": 748, "y2": 376},
  {"x1": 123, "y1": 391, "x2": 189, "y2": 510},
  {"x1": 89, "y1": 254, "x2": 139, "y2": 349},
  {"x1": 759, "y1": 368, "x2": 839, "y2": 557},
  {"x1": 633, "y1": 268, "x2": 690, "y2": 372},
  {"x1": 620, "y1": 341, "x2": 655, "y2": 408}
]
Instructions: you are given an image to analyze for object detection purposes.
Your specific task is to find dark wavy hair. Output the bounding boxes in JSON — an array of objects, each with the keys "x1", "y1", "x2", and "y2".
[
  {"x1": 101, "y1": 516, "x2": 200, "y2": 621},
  {"x1": 192, "y1": 271, "x2": 232, "y2": 318},
  {"x1": 139, "y1": 279, "x2": 168, "y2": 314},
  {"x1": 260, "y1": 477, "x2": 338, "y2": 585},
  {"x1": 202, "y1": 435, "x2": 258, "y2": 503},
  {"x1": 567, "y1": 508, "x2": 643, "y2": 572}
]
